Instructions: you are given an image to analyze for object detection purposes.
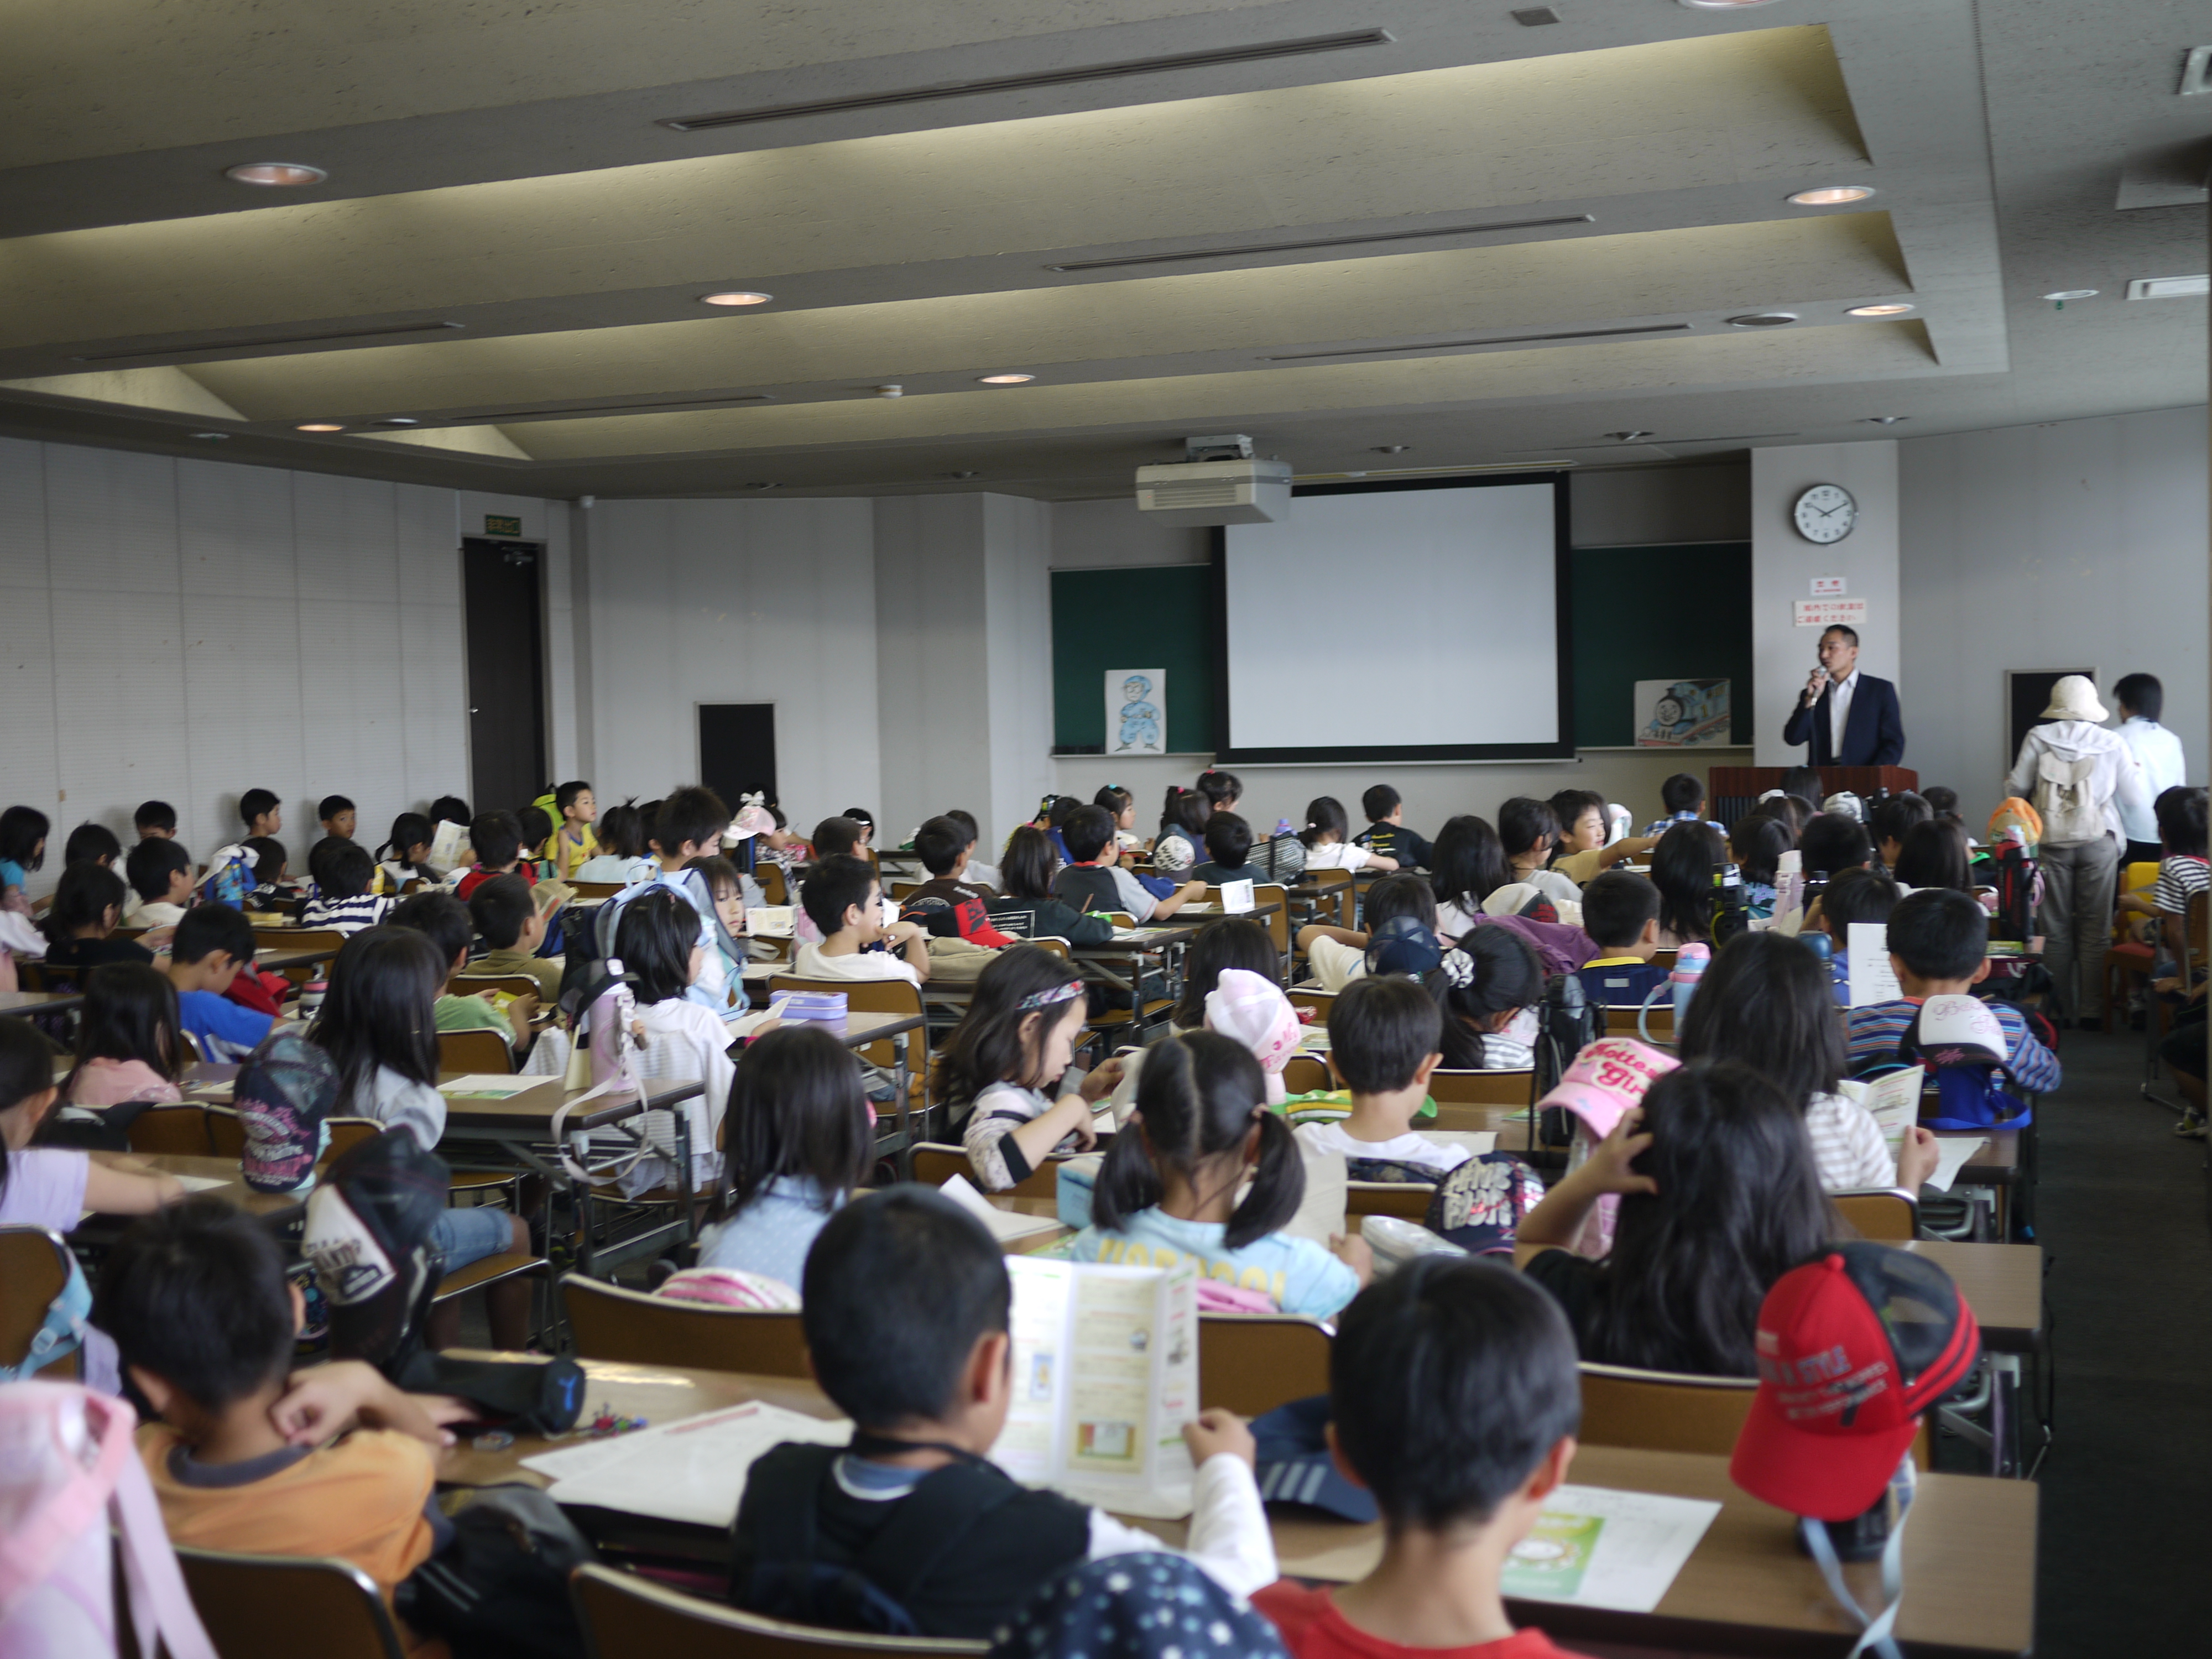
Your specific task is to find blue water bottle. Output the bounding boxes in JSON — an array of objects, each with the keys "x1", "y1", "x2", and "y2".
[{"x1": 1640, "y1": 941, "x2": 1711, "y2": 1042}]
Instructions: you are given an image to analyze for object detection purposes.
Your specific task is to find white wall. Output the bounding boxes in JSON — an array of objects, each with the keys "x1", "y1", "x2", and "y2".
[
  {"x1": 578, "y1": 497, "x2": 880, "y2": 828},
  {"x1": 1750, "y1": 441, "x2": 1901, "y2": 768},
  {"x1": 874, "y1": 495, "x2": 995, "y2": 843},
  {"x1": 0, "y1": 436, "x2": 487, "y2": 891},
  {"x1": 1900, "y1": 406, "x2": 2208, "y2": 823}
]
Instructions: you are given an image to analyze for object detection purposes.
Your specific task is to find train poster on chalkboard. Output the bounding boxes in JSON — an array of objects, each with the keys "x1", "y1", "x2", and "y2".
[{"x1": 1635, "y1": 679, "x2": 1733, "y2": 748}]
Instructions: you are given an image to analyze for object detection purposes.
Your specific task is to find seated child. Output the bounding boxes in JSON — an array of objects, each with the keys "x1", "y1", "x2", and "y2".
[
  {"x1": 693, "y1": 1025, "x2": 873, "y2": 1291},
  {"x1": 1812, "y1": 867, "x2": 1901, "y2": 1004},
  {"x1": 606, "y1": 890, "x2": 737, "y2": 1191},
  {"x1": 570, "y1": 799, "x2": 650, "y2": 884},
  {"x1": 124, "y1": 836, "x2": 195, "y2": 930},
  {"x1": 1152, "y1": 789, "x2": 1210, "y2": 874},
  {"x1": 61, "y1": 962, "x2": 189, "y2": 1110},
  {"x1": 1844, "y1": 888, "x2": 2062, "y2": 1094},
  {"x1": 1352, "y1": 785, "x2": 1433, "y2": 869},
  {"x1": 317, "y1": 794, "x2": 357, "y2": 848},
  {"x1": 729, "y1": 1187, "x2": 1272, "y2": 1637},
  {"x1": 96, "y1": 1200, "x2": 453, "y2": 1636},
  {"x1": 1254, "y1": 1258, "x2": 1592, "y2": 1659},
  {"x1": 1870, "y1": 792, "x2": 1933, "y2": 873},
  {"x1": 1574, "y1": 872, "x2": 1668, "y2": 1007},
  {"x1": 1186, "y1": 812, "x2": 1258, "y2": 889},
  {"x1": 241, "y1": 836, "x2": 290, "y2": 907},
  {"x1": 1642, "y1": 771, "x2": 1720, "y2": 837},
  {"x1": 986, "y1": 827, "x2": 1114, "y2": 948},
  {"x1": 0, "y1": 805, "x2": 49, "y2": 914},
  {"x1": 64, "y1": 821, "x2": 123, "y2": 870},
  {"x1": 377, "y1": 812, "x2": 440, "y2": 893},
  {"x1": 2116, "y1": 784, "x2": 2208, "y2": 975},
  {"x1": 907, "y1": 815, "x2": 1002, "y2": 907},
  {"x1": 795, "y1": 855, "x2": 931, "y2": 984},
  {"x1": 1094, "y1": 785, "x2": 1147, "y2": 853},
  {"x1": 455, "y1": 810, "x2": 533, "y2": 900},
  {"x1": 135, "y1": 801, "x2": 177, "y2": 840},
  {"x1": 40, "y1": 862, "x2": 157, "y2": 972},
  {"x1": 811, "y1": 815, "x2": 867, "y2": 863},
  {"x1": 388, "y1": 890, "x2": 532, "y2": 1047},
  {"x1": 1297, "y1": 977, "x2": 1463, "y2": 1182},
  {"x1": 551, "y1": 779, "x2": 599, "y2": 878},
  {"x1": 1053, "y1": 805, "x2": 1203, "y2": 923},
  {"x1": 1431, "y1": 930, "x2": 1543, "y2": 1071},
  {"x1": 165, "y1": 905, "x2": 278, "y2": 1062},
  {"x1": 947, "y1": 947, "x2": 1114, "y2": 1188},
  {"x1": 1077, "y1": 1031, "x2": 1366, "y2": 1315},
  {"x1": 517, "y1": 804, "x2": 557, "y2": 880},
  {"x1": 299, "y1": 841, "x2": 394, "y2": 935},
  {"x1": 1296, "y1": 873, "x2": 1441, "y2": 993},
  {"x1": 684, "y1": 852, "x2": 755, "y2": 1013},
  {"x1": 1300, "y1": 796, "x2": 1398, "y2": 872},
  {"x1": 467, "y1": 874, "x2": 565, "y2": 1004},
  {"x1": 945, "y1": 807, "x2": 1000, "y2": 890},
  {"x1": 1922, "y1": 785, "x2": 1960, "y2": 818},
  {"x1": 1729, "y1": 815, "x2": 1791, "y2": 918}
]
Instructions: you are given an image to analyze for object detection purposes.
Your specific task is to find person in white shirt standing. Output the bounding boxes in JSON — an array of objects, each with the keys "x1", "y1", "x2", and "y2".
[{"x1": 2112, "y1": 672, "x2": 2187, "y2": 867}]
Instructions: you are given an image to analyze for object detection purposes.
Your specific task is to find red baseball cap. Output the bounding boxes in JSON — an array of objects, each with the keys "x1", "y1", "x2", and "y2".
[{"x1": 1731, "y1": 1243, "x2": 1981, "y2": 1521}]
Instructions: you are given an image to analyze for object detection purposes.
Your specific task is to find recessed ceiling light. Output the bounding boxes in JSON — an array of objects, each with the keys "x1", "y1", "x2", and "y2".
[
  {"x1": 1845, "y1": 302, "x2": 1916, "y2": 317},
  {"x1": 947, "y1": 471, "x2": 981, "y2": 479},
  {"x1": 372, "y1": 416, "x2": 420, "y2": 427},
  {"x1": 1373, "y1": 445, "x2": 1411, "y2": 454},
  {"x1": 225, "y1": 162, "x2": 327, "y2": 187},
  {"x1": 1864, "y1": 416, "x2": 1908, "y2": 424},
  {"x1": 977, "y1": 373, "x2": 1036, "y2": 385},
  {"x1": 1787, "y1": 185, "x2": 1876, "y2": 206},
  {"x1": 700, "y1": 291, "x2": 773, "y2": 306},
  {"x1": 1605, "y1": 431, "x2": 1656, "y2": 441},
  {"x1": 1727, "y1": 312, "x2": 1798, "y2": 327},
  {"x1": 2041, "y1": 288, "x2": 2098, "y2": 301},
  {"x1": 294, "y1": 422, "x2": 345, "y2": 432},
  {"x1": 188, "y1": 431, "x2": 230, "y2": 441},
  {"x1": 743, "y1": 482, "x2": 778, "y2": 490}
]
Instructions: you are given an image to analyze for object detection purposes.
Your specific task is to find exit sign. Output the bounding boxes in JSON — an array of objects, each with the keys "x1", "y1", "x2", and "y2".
[{"x1": 484, "y1": 514, "x2": 521, "y2": 536}]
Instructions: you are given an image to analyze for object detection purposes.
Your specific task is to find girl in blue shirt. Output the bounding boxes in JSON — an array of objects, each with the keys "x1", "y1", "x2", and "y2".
[
  {"x1": 1072, "y1": 1031, "x2": 1369, "y2": 1317},
  {"x1": 0, "y1": 805, "x2": 49, "y2": 914}
]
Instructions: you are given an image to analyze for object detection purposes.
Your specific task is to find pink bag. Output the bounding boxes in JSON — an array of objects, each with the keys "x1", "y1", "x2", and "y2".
[
  {"x1": 1193, "y1": 1280, "x2": 1279, "y2": 1316},
  {"x1": 0, "y1": 1382, "x2": 216, "y2": 1659}
]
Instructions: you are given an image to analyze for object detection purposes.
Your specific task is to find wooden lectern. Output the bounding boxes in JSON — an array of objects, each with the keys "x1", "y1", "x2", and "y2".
[{"x1": 1708, "y1": 766, "x2": 1919, "y2": 825}]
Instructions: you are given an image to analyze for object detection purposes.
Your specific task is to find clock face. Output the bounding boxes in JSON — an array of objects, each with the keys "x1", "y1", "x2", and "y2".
[{"x1": 1794, "y1": 483, "x2": 1856, "y2": 544}]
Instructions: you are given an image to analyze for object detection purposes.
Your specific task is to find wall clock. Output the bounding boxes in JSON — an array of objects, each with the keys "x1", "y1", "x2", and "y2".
[{"x1": 1793, "y1": 483, "x2": 1856, "y2": 544}]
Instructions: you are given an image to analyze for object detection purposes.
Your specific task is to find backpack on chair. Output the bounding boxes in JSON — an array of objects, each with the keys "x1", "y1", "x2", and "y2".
[{"x1": 1866, "y1": 994, "x2": 2034, "y2": 1133}]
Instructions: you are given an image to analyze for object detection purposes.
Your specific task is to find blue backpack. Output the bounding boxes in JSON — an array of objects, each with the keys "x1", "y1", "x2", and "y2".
[{"x1": 1858, "y1": 997, "x2": 2033, "y2": 1133}]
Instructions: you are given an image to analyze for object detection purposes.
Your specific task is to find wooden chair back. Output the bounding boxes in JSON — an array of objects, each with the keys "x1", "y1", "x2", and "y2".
[
  {"x1": 0, "y1": 1227, "x2": 76, "y2": 1376},
  {"x1": 1604, "y1": 1003, "x2": 1672, "y2": 1040},
  {"x1": 437, "y1": 1028, "x2": 515, "y2": 1074},
  {"x1": 206, "y1": 1104, "x2": 244, "y2": 1159},
  {"x1": 1284, "y1": 985, "x2": 1335, "y2": 1019},
  {"x1": 569, "y1": 880, "x2": 625, "y2": 899},
  {"x1": 127, "y1": 1104, "x2": 212, "y2": 1156},
  {"x1": 909, "y1": 1142, "x2": 1061, "y2": 1201},
  {"x1": 562, "y1": 1274, "x2": 810, "y2": 1376},
  {"x1": 888, "y1": 879, "x2": 922, "y2": 902},
  {"x1": 320, "y1": 1117, "x2": 384, "y2": 1172},
  {"x1": 571, "y1": 1563, "x2": 987, "y2": 1658},
  {"x1": 1831, "y1": 1188, "x2": 1918, "y2": 1241},
  {"x1": 1578, "y1": 1362, "x2": 1931, "y2": 1465},
  {"x1": 1429, "y1": 1069, "x2": 1535, "y2": 1106},
  {"x1": 1303, "y1": 868, "x2": 1355, "y2": 928},
  {"x1": 174, "y1": 1546, "x2": 406, "y2": 1659},
  {"x1": 177, "y1": 1029, "x2": 205, "y2": 1063},
  {"x1": 1344, "y1": 1181, "x2": 1434, "y2": 1222},
  {"x1": 1197, "y1": 1315, "x2": 1332, "y2": 1417},
  {"x1": 1282, "y1": 1054, "x2": 1332, "y2": 1097},
  {"x1": 769, "y1": 976, "x2": 927, "y2": 1086},
  {"x1": 451, "y1": 973, "x2": 545, "y2": 1001},
  {"x1": 759, "y1": 864, "x2": 790, "y2": 907}
]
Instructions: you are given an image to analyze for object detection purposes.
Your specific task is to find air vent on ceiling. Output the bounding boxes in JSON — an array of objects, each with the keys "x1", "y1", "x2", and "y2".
[
  {"x1": 2125, "y1": 274, "x2": 2209, "y2": 299},
  {"x1": 433, "y1": 393, "x2": 776, "y2": 424},
  {"x1": 70, "y1": 321, "x2": 465, "y2": 363},
  {"x1": 659, "y1": 28, "x2": 1394, "y2": 129},
  {"x1": 1265, "y1": 322, "x2": 1692, "y2": 362},
  {"x1": 1046, "y1": 215, "x2": 1594, "y2": 273}
]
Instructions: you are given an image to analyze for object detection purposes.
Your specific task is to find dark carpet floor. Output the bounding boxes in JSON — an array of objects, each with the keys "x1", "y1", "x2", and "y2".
[{"x1": 2032, "y1": 1024, "x2": 2212, "y2": 1656}]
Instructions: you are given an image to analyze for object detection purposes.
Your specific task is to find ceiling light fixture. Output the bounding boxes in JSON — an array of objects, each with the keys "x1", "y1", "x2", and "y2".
[
  {"x1": 1605, "y1": 431, "x2": 1656, "y2": 442},
  {"x1": 1373, "y1": 445, "x2": 1410, "y2": 454},
  {"x1": 2041, "y1": 289, "x2": 2098, "y2": 309},
  {"x1": 2125, "y1": 274, "x2": 2210, "y2": 299},
  {"x1": 1047, "y1": 214, "x2": 1592, "y2": 274},
  {"x1": 1787, "y1": 185, "x2": 1876, "y2": 206},
  {"x1": 700, "y1": 291, "x2": 773, "y2": 306},
  {"x1": 224, "y1": 162, "x2": 327, "y2": 187},
  {"x1": 1845, "y1": 302, "x2": 1916, "y2": 316},
  {"x1": 1267, "y1": 321, "x2": 1689, "y2": 362},
  {"x1": 1727, "y1": 311, "x2": 1798, "y2": 327},
  {"x1": 70, "y1": 320, "x2": 465, "y2": 364},
  {"x1": 947, "y1": 471, "x2": 981, "y2": 479},
  {"x1": 1678, "y1": 0, "x2": 1786, "y2": 8},
  {"x1": 977, "y1": 373, "x2": 1035, "y2": 384},
  {"x1": 372, "y1": 416, "x2": 420, "y2": 427},
  {"x1": 188, "y1": 431, "x2": 231, "y2": 441},
  {"x1": 294, "y1": 422, "x2": 344, "y2": 432},
  {"x1": 1865, "y1": 416, "x2": 1908, "y2": 424},
  {"x1": 659, "y1": 28, "x2": 1394, "y2": 129}
]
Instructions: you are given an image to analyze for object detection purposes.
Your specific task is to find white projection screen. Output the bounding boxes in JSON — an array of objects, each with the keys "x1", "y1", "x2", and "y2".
[{"x1": 1215, "y1": 475, "x2": 1573, "y2": 764}]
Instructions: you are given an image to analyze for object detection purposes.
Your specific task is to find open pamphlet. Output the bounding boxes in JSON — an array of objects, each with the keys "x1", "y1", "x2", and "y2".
[
  {"x1": 939, "y1": 1173, "x2": 1064, "y2": 1243},
  {"x1": 1846, "y1": 923, "x2": 1904, "y2": 1007},
  {"x1": 1837, "y1": 1067, "x2": 1924, "y2": 1135},
  {"x1": 997, "y1": 1255, "x2": 1200, "y2": 1520},
  {"x1": 522, "y1": 1400, "x2": 851, "y2": 1528},
  {"x1": 1500, "y1": 1485, "x2": 1721, "y2": 1613},
  {"x1": 745, "y1": 906, "x2": 796, "y2": 938},
  {"x1": 1916, "y1": 1134, "x2": 1987, "y2": 1192}
]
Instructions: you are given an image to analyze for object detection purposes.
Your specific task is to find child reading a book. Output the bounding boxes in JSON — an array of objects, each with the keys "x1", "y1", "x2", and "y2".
[
  {"x1": 1844, "y1": 889, "x2": 2062, "y2": 1095},
  {"x1": 945, "y1": 947, "x2": 1115, "y2": 1189},
  {"x1": 1076, "y1": 1031, "x2": 1368, "y2": 1316}
]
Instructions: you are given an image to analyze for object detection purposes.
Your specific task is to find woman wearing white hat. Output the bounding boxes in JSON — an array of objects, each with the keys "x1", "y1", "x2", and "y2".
[{"x1": 2005, "y1": 675, "x2": 2150, "y2": 1027}]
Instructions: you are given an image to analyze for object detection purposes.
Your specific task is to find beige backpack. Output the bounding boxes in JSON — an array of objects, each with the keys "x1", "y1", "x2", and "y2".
[{"x1": 2033, "y1": 750, "x2": 2104, "y2": 844}]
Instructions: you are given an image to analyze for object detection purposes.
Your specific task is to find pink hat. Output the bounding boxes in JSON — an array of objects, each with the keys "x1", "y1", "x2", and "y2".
[
  {"x1": 1204, "y1": 968, "x2": 1303, "y2": 1105},
  {"x1": 1536, "y1": 1037, "x2": 1679, "y2": 1140}
]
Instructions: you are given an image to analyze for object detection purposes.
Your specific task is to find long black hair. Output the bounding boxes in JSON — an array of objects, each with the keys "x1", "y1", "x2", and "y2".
[
  {"x1": 1299, "y1": 796, "x2": 1352, "y2": 851},
  {"x1": 1497, "y1": 797, "x2": 1561, "y2": 864},
  {"x1": 718, "y1": 1026, "x2": 873, "y2": 1221},
  {"x1": 1583, "y1": 1060, "x2": 1835, "y2": 1376},
  {"x1": 0, "y1": 806, "x2": 50, "y2": 874},
  {"x1": 1172, "y1": 919, "x2": 1278, "y2": 1029},
  {"x1": 1675, "y1": 932, "x2": 1844, "y2": 1104},
  {"x1": 1195, "y1": 770, "x2": 1243, "y2": 812},
  {"x1": 933, "y1": 945, "x2": 1087, "y2": 1104},
  {"x1": 1091, "y1": 1032, "x2": 1302, "y2": 1249},
  {"x1": 1159, "y1": 788, "x2": 1209, "y2": 843},
  {"x1": 594, "y1": 800, "x2": 647, "y2": 860},
  {"x1": 64, "y1": 962, "x2": 182, "y2": 1096},
  {"x1": 996, "y1": 825, "x2": 1059, "y2": 902},
  {"x1": 379, "y1": 812, "x2": 437, "y2": 881},
  {"x1": 1650, "y1": 821, "x2": 1724, "y2": 942},
  {"x1": 310, "y1": 926, "x2": 446, "y2": 1103},
  {"x1": 614, "y1": 888, "x2": 700, "y2": 1005},
  {"x1": 41, "y1": 862, "x2": 128, "y2": 947},
  {"x1": 1729, "y1": 814, "x2": 1791, "y2": 889},
  {"x1": 1893, "y1": 820, "x2": 1973, "y2": 894},
  {"x1": 1430, "y1": 816, "x2": 1510, "y2": 918},
  {"x1": 1429, "y1": 930, "x2": 1543, "y2": 1070}
]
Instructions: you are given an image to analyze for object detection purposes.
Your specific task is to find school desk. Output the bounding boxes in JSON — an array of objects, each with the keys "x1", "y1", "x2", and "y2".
[
  {"x1": 253, "y1": 942, "x2": 342, "y2": 975},
  {"x1": 72, "y1": 1151, "x2": 306, "y2": 1241},
  {"x1": 1907, "y1": 1239, "x2": 2046, "y2": 1480},
  {"x1": 0, "y1": 988, "x2": 85, "y2": 1016},
  {"x1": 439, "y1": 1355, "x2": 2034, "y2": 1659}
]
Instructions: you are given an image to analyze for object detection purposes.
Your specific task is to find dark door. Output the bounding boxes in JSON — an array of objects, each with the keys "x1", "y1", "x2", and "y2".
[
  {"x1": 698, "y1": 703, "x2": 778, "y2": 815},
  {"x1": 461, "y1": 538, "x2": 547, "y2": 814}
]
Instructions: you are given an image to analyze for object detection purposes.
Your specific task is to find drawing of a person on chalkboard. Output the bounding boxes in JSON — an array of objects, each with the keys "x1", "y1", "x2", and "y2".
[{"x1": 1113, "y1": 672, "x2": 1163, "y2": 753}]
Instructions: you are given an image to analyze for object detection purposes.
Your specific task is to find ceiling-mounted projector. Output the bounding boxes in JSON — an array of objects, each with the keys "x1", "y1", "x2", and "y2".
[{"x1": 1135, "y1": 456, "x2": 1293, "y2": 525}]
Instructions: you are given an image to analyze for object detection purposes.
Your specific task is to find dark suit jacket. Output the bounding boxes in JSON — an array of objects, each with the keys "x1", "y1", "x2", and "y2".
[{"x1": 1782, "y1": 673, "x2": 1906, "y2": 766}]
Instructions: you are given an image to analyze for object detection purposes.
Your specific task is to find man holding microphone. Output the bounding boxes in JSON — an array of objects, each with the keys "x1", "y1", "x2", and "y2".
[{"x1": 1782, "y1": 624, "x2": 1906, "y2": 766}]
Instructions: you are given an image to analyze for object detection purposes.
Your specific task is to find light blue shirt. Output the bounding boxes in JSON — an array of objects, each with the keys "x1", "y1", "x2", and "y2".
[
  {"x1": 1067, "y1": 1208, "x2": 1359, "y2": 1318},
  {"x1": 2117, "y1": 716, "x2": 2186, "y2": 844},
  {"x1": 695, "y1": 1175, "x2": 844, "y2": 1291}
]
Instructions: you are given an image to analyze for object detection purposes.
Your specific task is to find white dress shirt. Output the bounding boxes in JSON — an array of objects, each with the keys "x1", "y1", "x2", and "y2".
[
  {"x1": 1827, "y1": 669, "x2": 1860, "y2": 758},
  {"x1": 2116, "y1": 716, "x2": 2186, "y2": 844}
]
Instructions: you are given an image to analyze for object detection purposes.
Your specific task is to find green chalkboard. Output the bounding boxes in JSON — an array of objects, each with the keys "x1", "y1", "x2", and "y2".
[
  {"x1": 1569, "y1": 542, "x2": 1752, "y2": 747},
  {"x1": 1050, "y1": 566, "x2": 1215, "y2": 753}
]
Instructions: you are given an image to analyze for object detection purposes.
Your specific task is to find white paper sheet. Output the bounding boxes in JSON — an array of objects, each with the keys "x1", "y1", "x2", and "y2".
[
  {"x1": 437, "y1": 1074, "x2": 541, "y2": 1099},
  {"x1": 523, "y1": 1401, "x2": 851, "y2": 1527},
  {"x1": 938, "y1": 1174, "x2": 1064, "y2": 1241},
  {"x1": 1220, "y1": 879, "x2": 1256, "y2": 914},
  {"x1": 1921, "y1": 1135, "x2": 1987, "y2": 1193},
  {"x1": 1501, "y1": 1484, "x2": 1721, "y2": 1613},
  {"x1": 1282, "y1": 1138, "x2": 1349, "y2": 1247},
  {"x1": 174, "y1": 1174, "x2": 230, "y2": 1193},
  {"x1": 1846, "y1": 923, "x2": 1903, "y2": 1008},
  {"x1": 745, "y1": 907, "x2": 796, "y2": 938}
]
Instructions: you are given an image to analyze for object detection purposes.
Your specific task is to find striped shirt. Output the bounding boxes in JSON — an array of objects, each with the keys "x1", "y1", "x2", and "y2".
[
  {"x1": 1804, "y1": 1092, "x2": 1896, "y2": 1190},
  {"x1": 298, "y1": 893, "x2": 393, "y2": 936},
  {"x1": 2153, "y1": 855, "x2": 2210, "y2": 916},
  {"x1": 1846, "y1": 998, "x2": 2062, "y2": 1095}
]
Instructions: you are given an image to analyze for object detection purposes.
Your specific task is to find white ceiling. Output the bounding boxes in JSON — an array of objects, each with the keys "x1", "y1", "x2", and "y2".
[{"x1": 0, "y1": 0, "x2": 2203, "y2": 500}]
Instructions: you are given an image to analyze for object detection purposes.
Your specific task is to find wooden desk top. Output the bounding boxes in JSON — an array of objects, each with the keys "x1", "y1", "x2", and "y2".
[
  {"x1": 990, "y1": 1194, "x2": 1074, "y2": 1255},
  {"x1": 0, "y1": 989, "x2": 85, "y2": 1015},
  {"x1": 434, "y1": 1073, "x2": 700, "y2": 1136},
  {"x1": 255, "y1": 943, "x2": 342, "y2": 972},
  {"x1": 73, "y1": 1152, "x2": 305, "y2": 1236},
  {"x1": 1906, "y1": 1240, "x2": 2042, "y2": 1352},
  {"x1": 444, "y1": 1359, "x2": 2034, "y2": 1658}
]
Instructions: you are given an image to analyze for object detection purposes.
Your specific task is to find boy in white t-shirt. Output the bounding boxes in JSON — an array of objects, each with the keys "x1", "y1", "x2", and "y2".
[
  {"x1": 794, "y1": 855, "x2": 931, "y2": 984},
  {"x1": 1296, "y1": 977, "x2": 1468, "y2": 1183}
]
